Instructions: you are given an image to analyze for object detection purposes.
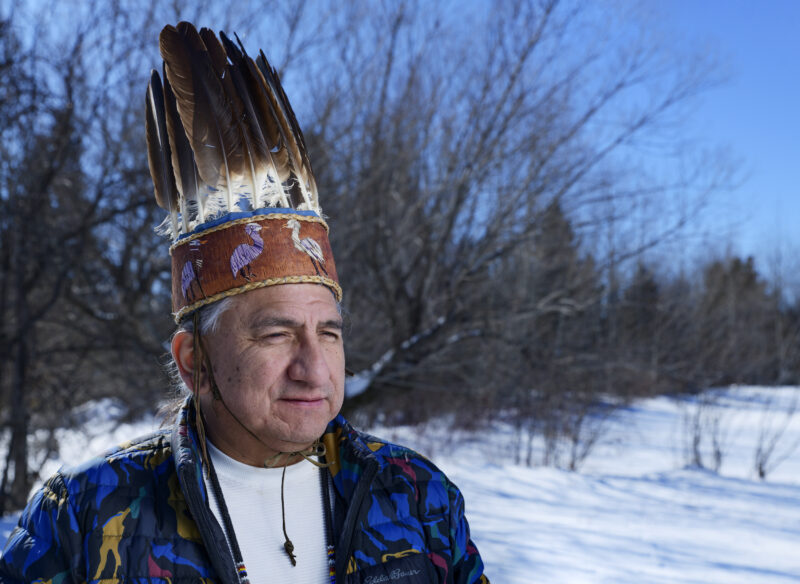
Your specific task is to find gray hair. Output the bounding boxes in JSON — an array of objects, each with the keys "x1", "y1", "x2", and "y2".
[{"x1": 159, "y1": 297, "x2": 236, "y2": 423}]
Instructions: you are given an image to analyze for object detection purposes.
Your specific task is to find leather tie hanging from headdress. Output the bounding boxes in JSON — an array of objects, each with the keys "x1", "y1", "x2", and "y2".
[{"x1": 145, "y1": 22, "x2": 341, "y2": 322}]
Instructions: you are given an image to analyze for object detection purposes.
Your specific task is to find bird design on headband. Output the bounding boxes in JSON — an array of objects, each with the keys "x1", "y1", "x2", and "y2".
[
  {"x1": 284, "y1": 218, "x2": 328, "y2": 277},
  {"x1": 181, "y1": 239, "x2": 207, "y2": 301},
  {"x1": 145, "y1": 22, "x2": 320, "y2": 240},
  {"x1": 230, "y1": 223, "x2": 264, "y2": 281}
]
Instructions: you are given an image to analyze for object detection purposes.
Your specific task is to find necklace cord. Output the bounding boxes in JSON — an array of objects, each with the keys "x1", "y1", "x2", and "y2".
[
  {"x1": 263, "y1": 442, "x2": 330, "y2": 567},
  {"x1": 280, "y1": 465, "x2": 296, "y2": 566},
  {"x1": 192, "y1": 314, "x2": 211, "y2": 475}
]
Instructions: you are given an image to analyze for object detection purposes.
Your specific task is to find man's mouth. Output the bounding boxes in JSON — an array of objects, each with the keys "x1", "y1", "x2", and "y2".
[{"x1": 281, "y1": 397, "x2": 325, "y2": 405}]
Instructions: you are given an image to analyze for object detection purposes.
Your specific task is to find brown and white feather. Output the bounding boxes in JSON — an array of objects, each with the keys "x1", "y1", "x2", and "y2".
[{"x1": 146, "y1": 22, "x2": 322, "y2": 241}]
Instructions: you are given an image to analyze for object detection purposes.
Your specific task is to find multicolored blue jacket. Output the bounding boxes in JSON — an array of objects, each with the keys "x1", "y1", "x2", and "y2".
[{"x1": 0, "y1": 399, "x2": 488, "y2": 583}]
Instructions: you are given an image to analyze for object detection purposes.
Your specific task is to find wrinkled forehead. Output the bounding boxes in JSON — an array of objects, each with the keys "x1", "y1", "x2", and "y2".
[{"x1": 217, "y1": 283, "x2": 343, "y2": 331}]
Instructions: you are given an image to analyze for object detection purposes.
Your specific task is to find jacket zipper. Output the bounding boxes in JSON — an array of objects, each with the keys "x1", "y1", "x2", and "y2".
[
  {"x1": 172, "y1": 432, "x2": 240, "y2": 584},
  {"x1": 334, "y1": 458, "x2": 379, "y2": 582}
]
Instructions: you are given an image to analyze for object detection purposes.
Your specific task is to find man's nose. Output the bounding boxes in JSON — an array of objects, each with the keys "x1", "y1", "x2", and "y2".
[{"x1": 287, "y1": 336, "x2": 331, "y2": 386}]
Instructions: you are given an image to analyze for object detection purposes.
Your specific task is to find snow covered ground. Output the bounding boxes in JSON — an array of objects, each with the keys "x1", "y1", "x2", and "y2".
[{"x1": 2, "y1": 386, "x2": 799, "y2": 582}]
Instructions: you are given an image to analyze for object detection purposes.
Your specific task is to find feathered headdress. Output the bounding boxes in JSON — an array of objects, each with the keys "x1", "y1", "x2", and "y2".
[{"x1": 146, "y1": 23, "x2": 340, "y2": 322}]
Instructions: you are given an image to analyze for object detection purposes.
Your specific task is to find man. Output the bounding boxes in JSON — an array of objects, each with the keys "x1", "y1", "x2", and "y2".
[{"x1": 0, "y1": 22, "x2": 487, "y2": 583}]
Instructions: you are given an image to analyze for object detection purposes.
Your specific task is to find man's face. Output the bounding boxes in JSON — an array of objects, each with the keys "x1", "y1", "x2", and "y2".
[{"x1": 198, "y1": 284, "x2": 345, "y2": 465}]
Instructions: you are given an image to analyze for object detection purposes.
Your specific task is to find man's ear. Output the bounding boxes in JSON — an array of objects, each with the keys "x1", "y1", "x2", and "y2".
[{"x1": 171, "y1": 331, "x2": 208, "y2": 394}]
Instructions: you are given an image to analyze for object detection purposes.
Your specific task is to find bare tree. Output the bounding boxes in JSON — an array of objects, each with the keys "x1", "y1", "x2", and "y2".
[
  {"x1": 289, "y1": 0, "x2": 732, "y2": 423},
  {"x1": 680, "y1": 390, "x2": 736, "y2": 473},
  {"x1": 753, "y1": 389, "x2": 800, "y2": 480},
  {"x1": 0, "y1": 6, "x2": 155, "y2": 511},
  {"x1": 0, "y1": 0, "x2": 256, "y2": 511}
]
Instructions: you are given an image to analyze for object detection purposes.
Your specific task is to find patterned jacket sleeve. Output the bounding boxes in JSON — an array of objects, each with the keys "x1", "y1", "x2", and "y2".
[
  {"x1": 448, "y1": 479, "x2": 489, "y2": 584},
  {"x1": 0, "y1": 473, "x2": 81, "y2": 583}
]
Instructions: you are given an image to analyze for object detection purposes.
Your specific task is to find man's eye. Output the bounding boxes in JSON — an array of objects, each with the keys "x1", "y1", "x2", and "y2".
[
  {"x1": 261, "y1": 331, "x2": 287, "y2": 340},
  {"x1": 321, "y1": 331, "x2": 341, "y2": 340}
]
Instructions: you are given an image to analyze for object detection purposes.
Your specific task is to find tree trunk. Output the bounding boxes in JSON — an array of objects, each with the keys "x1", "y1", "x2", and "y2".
[{"x1": 2, "y1": 220, "x2": 31, "y2": 512}]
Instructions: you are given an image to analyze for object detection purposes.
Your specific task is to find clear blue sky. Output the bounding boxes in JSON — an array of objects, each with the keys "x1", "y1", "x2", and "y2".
[{"x1": 664, "y1": 0, "x2": 799, "y2": 271}]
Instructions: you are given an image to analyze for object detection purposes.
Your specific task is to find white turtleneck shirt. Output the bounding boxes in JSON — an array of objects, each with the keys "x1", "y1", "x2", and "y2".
[{"x1": 205, "y1": 441, "x2": 329, "y2": 583}]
